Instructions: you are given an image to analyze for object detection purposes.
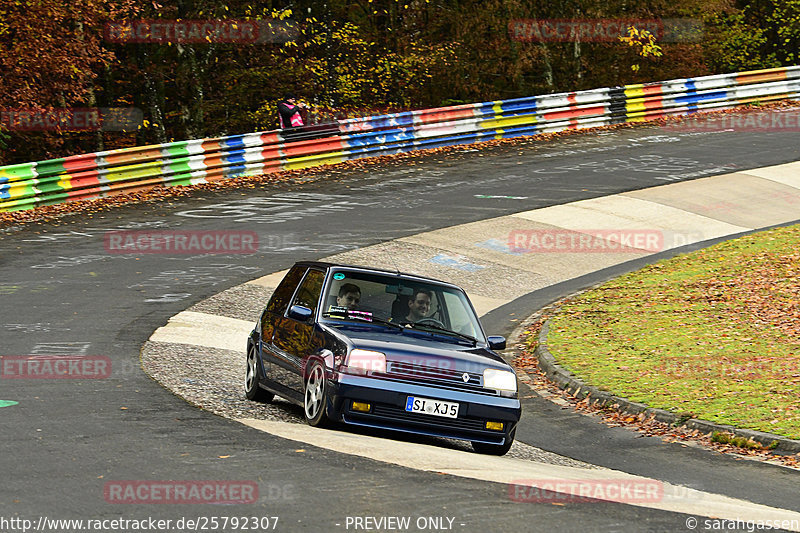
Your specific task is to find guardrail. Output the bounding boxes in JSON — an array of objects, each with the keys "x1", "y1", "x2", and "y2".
[{"x1": 2, "y1": 66, "x2": 799, "y2": 212}]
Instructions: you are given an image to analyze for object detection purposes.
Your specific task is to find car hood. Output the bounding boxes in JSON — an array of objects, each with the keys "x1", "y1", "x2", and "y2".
[{"x1": 336, "y1": 327, "x2": 511, "y2": 371}]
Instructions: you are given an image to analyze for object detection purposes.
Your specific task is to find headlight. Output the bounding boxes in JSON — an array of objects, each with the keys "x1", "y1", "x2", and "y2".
[
  {"x1": 483, "y1": 368, "x2": 517, "y2": 392},
  {"x1": 346, "y1": 349, "x2": 386, "y2": 374}
]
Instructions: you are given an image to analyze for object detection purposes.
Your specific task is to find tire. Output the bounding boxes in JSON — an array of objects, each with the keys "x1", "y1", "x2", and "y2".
[
  {"x1": 472, "y1": 429, "x2": 515, "y2": 456},
  {"x1": 303, "y1": 360, "x2": 330, "y2": 427},
  {"x1": 245, "y1": 343, "x2": 274, "y2": 403}
]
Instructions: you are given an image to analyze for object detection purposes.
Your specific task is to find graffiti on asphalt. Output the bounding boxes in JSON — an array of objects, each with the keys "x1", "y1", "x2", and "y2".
[
  {"x1": 30, "y1": 342, "x2": 91, "y2": 355},
  {"x1": 531, "y1": 154, "x2": 737, "y2": 181},
  {"x1": 128, "y1": 264, "x2": 261, "y2": 290},
  {"x1": 175, "y1": 193, "x2": 384, "y2": 224},
  {"x1": 5, "y1": 323, "x2": 70, "y2": 333},
  {"x1": 18, "y1": 221, "x2": 173, "y2": 244}
]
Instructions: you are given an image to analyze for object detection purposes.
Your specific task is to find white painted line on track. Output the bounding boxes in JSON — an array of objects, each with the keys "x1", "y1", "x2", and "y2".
[
  {"x1": 740, "y1": 161, "x2": 800, "y2": 188},
  {"x1": 246, "y1": 270, "x2": 290, "y2": 288},
  {"x1": 512, "y1": 195, "x2": 751, "y2": 243},
  {"x1": 150, "y1": 310, "x2": 251, "y2": 351}
]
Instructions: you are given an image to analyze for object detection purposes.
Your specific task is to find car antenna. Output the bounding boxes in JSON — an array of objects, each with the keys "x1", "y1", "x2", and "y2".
[{"x1": 385, "y1": 248, "x2": 401, "y2": 275}]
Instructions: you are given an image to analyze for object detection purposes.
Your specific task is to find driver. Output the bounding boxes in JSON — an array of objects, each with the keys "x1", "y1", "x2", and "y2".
[
  {"x1": 405, "y1": 288, "x2": 432, "y2": 323},
  {"x1": 336, "y1": 283, "x2": 361, "y2": 310}
]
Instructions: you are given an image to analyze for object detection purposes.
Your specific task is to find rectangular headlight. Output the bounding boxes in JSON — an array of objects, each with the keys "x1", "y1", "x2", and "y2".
[
  {"x1": 483, "y1": 368, "x2": 517, "y2": 392},
  {"x1": 346, "y1": 349, "x2": 386, "y2": 374}
]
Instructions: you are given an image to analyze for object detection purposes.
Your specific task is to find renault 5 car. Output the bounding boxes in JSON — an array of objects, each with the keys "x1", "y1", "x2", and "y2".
[{"x1": 245, "y1": 261, "x2": 521, "y2": 455}]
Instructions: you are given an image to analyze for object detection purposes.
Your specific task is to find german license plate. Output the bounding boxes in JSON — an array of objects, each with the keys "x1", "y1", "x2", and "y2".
[{"x1": 405, "y1": 396, "x2": 458, "y2": 418}]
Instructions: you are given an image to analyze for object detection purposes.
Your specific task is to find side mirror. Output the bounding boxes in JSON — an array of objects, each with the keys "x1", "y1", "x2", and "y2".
[
  {"x1": 487, "y1": 336, "x2": 506, "y2": 350},
  {"x1": 288, "y1": 305, "x2": 313, "y2": 322}
]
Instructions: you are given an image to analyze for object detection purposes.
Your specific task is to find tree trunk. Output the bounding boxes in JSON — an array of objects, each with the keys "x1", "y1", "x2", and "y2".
[
  {"x1": 74, "y1": 21, "x2": 105, "y2": 151},
  {"x1": 540, "y1": 43, "x2": 555, "y2": 90},
  {"x1": 177, "y1": 43, "x2": 205, "y2": 139},
  {"x1": 138, "y1": 46, "x2": 167, "y2": 144}
]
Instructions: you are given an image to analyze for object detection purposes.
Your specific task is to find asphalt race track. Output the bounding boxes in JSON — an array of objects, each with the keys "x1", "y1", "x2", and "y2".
[{"x1": 2, "y1": 115, "x2": 800, "y2": 532}]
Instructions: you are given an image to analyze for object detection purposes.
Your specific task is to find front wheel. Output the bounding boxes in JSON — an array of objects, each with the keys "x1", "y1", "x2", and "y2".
[
  {"x1": 472, "y1": 429, "x2": 515, "y2": 456},
  {"x1": 304, "y1": 361, "x2": 330, "y2": 427},
  {"x1": 245, "y1": 344, "x2": 274, "y2": 403}
]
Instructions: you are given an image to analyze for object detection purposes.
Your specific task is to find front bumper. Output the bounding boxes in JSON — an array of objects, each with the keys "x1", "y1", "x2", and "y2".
[{"x1": 328, "y1": 373, "x2": 521, "y2": 445}]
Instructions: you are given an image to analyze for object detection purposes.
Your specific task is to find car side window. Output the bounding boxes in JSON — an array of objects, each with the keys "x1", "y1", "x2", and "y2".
[
  {"x1": 266, "y1": 266, "x2": 307, "y2": 316},
  {"x1": 441, "y1": 291, "x2": 480, "y2": 338},
  {"x1": 291, "y1": 269, "x2": 325, "y2": 316}
]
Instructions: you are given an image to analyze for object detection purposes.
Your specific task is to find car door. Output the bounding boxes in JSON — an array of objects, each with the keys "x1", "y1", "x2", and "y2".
[
  {"x1": 270, "y1": 268, "x2": 325, "y2": 394},
  {"x1": 260, "y1": 265, "x2": 307, "y2": 380}
]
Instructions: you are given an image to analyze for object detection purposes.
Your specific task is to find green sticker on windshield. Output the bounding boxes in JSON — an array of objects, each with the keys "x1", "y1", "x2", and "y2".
[{"x1": 333, "y1": 273, "x2": 345, "y2": 280}]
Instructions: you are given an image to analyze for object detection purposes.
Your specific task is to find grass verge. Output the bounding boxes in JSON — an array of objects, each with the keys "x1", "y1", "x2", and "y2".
[{"x1": 544, "y1": 224, "x2": 800, "y2": 439}]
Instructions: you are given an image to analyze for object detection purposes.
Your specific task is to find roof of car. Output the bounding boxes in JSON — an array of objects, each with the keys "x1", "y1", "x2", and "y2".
[{"x1": 294, "y1": 261, "x2": 456, "y2": 288}]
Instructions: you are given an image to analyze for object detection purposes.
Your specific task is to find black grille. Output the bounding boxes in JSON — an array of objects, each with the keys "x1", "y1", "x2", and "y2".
[{"x1": 381, "y1": 361, "x2": 485, "y2": 392}]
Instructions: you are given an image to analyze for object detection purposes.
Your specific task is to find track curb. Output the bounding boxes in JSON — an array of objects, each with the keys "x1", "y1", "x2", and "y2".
[{"x1": 533, "y1": 319, "x2": 800, "y2": 454}]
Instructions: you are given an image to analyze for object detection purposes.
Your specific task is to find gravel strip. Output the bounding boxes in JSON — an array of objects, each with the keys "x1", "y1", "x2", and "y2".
[
  {"x1": 187, "y1": 283, "x2": 274, "y2": 322},
  {"x1": 141, "y1": 340, "x2": 304, "y2": 422}
]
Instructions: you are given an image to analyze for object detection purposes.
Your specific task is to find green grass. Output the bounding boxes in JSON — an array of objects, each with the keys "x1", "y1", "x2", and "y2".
[
  {"x1": 544, "y1": 224, "x2": 800, "y2": 439},
  {"x1": 710, "y1": 431, "x2": 777, "y2": 450}
]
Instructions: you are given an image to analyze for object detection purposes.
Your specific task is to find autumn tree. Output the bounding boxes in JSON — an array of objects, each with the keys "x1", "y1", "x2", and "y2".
[
  {"x1": 704, "y1": 0, "x2": 799, "y2": 71},
  {"x1": 0, "y1": 0, "x2": 140, "y2": 163}
]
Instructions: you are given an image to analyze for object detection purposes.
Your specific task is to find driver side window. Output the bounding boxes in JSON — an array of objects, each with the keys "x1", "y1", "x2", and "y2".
[
  {"x1": 266, "y1": 266, "x2": 306, "y2": 316},
  {"x1": 291, "y1": 269, "x2": 325, "y2": 317}
]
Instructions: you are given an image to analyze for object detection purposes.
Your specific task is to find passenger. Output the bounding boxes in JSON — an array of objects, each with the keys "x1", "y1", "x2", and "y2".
[
  {"x1": 336, "y1": 283, "x2": 361, "y2": 310},
  {"x1": 405, "y1": 288, "x2": 432, "y2": 323}
]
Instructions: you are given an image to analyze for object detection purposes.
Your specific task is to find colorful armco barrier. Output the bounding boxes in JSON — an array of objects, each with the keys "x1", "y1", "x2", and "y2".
[{"x1": 2, "y1": 66, "x2": 799, "y2": 212}]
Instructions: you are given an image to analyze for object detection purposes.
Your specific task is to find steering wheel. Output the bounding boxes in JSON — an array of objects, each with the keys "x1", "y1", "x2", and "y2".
[{"x1": 415, "y1": 318, "x2": 446, "y2": 329}]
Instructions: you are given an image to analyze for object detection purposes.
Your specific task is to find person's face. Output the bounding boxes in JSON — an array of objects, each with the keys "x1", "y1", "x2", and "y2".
[
  {"x1": 337, "y1": 291, "x2": 360, "y2": 310},
  {"x1": 407, "y1": 293, "x2": 431, "y2": 320}
]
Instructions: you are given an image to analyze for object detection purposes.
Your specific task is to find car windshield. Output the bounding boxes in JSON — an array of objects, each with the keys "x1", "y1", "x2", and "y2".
[{"x1": 320, "y1": 269, "x2": 486, "y2": 343}]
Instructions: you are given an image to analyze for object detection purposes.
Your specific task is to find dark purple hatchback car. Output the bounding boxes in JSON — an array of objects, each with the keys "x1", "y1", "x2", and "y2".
[{"x1": 246, "y1": 262, "x2": 521, "y2": 455}]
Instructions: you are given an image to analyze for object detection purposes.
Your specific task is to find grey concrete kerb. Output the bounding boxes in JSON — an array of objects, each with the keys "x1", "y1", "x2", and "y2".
[{"x1": 531, "y1": 319, "x2": 800, "y2": 454}]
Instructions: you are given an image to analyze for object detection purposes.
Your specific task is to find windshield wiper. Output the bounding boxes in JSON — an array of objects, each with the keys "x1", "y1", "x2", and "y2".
[
  {"x1": 322, "y1": 312, "x2": 404, "y2": 331},
  {"x1": 403, "y1": 322, "x2": 478, "y2": 345}
]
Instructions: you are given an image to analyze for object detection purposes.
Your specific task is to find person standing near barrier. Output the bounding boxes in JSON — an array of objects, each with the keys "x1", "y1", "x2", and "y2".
[{"x1": 277, "y1": 93, "x2": 306, "y2": 128}]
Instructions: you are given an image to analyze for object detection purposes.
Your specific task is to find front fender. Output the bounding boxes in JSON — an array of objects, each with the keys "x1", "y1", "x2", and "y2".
[{"x1": 300, "y1": 349, "x2": 336, "y2": 384}]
